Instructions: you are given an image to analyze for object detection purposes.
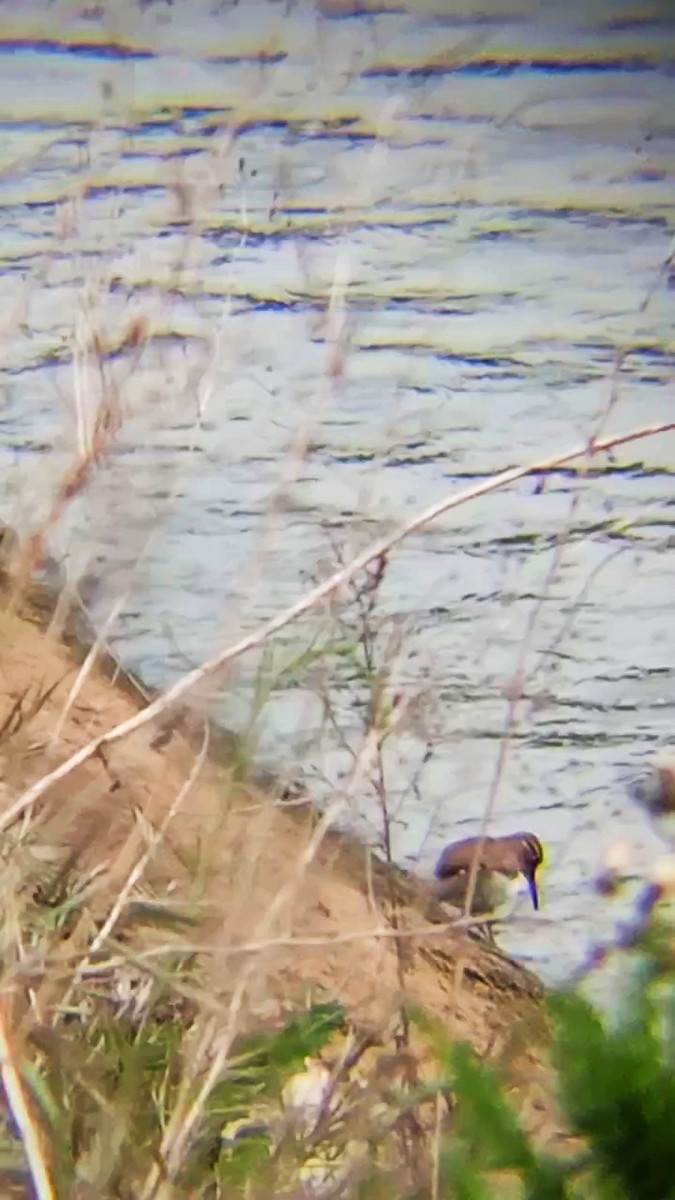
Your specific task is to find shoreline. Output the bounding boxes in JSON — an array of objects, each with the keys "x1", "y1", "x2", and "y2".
[{"x1": 0, "y1": 520, "x2": 560, "y2": 1139}]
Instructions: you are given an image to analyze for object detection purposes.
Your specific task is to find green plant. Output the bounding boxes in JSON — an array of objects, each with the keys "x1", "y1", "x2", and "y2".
[
  {"x1": 0, "y1": 985, "x2": 347, "y2": 1198},
  {"x1": 407, "y1": 895, "x2": 675, "y2": 1200}
]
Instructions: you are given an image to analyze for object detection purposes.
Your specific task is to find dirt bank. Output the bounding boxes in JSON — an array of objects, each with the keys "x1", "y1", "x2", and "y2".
[{"x1": 0, "y1": 525, "x2": 560, "y2": 1143}]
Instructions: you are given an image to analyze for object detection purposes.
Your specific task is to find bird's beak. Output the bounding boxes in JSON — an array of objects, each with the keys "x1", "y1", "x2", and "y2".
[{"x1": 526, "y1": 872, "x2": 539, "y2": 911}]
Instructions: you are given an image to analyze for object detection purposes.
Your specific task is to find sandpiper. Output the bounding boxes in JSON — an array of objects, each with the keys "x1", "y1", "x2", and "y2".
[{"x1": 432, "y1": 831, "x2": 544, "y2": 915}]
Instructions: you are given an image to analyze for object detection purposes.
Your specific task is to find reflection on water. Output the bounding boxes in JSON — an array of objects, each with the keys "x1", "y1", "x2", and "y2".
[{"x1": 1, "y1": 0, "x2": 674, "y2": 981}]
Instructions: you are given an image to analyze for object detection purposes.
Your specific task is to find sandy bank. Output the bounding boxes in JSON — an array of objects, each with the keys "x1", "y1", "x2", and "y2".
[{"x1": 0, "y1": 526, "x2": 560, "y2": 1142}]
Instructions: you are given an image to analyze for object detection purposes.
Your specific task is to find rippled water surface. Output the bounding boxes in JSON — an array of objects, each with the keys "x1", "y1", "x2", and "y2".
[{"x1": 1, "y1": 0, "x2": 674, "y2": 981}]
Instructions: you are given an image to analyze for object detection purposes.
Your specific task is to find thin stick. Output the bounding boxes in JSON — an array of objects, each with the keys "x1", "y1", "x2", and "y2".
[
  {"x1": 143, "y1": 717, "x2": 395, "y2": 1196},
  {"x1": 431, "y1": 1090, "x2": 443, "y2": 1200},
  {"x1": 1, "y1": 421, "x2": 671, "y2": 836},
  {"x1": 0, "y1": 1009, "x2": 56, "y2": 1200},
  {"x1": 49, "y1": 591, "x2": 127, "y2": 746},
  {"x1": 57, "y1": 724, "x2": 210, "y2": 1018},
  {"x1": 133, "y1": 910, "x2": 537, "y2": 959},
  {"x1": 461, "y1": 365, "x2": 628, "y2": 919},
  {"x1": 140, "y1": 796, "x2": 347, "y2": 1200}
]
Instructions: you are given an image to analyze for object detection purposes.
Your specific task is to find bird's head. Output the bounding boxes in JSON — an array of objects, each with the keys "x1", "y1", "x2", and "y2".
[{"x1": 512, "y1": 832, "x2": 545, "y2": 911}]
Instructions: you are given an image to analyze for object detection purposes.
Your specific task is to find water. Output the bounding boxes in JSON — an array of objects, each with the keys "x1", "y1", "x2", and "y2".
[{"x1": 1, "y1": 0, "x2": 674, "y2": 982}]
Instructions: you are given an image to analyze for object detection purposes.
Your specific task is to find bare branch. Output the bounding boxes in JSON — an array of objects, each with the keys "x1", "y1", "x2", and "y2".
[
  {"x1": 0, "y1": 421, "x2": 671, "y2": 835},
  {"x1": 0, "y1": 1009, "x2": 56, "y2": 1200}
]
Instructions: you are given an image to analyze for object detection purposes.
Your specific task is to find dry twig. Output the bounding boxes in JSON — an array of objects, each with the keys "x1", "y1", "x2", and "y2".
[
  {"x1": 0, "y1": 1009, "x2": 56, "y2": 1200},
  {"x1": 0, "y1": 422, "x2": 671, "y2": 837}
]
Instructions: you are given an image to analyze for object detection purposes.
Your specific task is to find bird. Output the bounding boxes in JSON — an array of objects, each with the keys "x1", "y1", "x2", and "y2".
[{"x1": 431, "y1": 831, "x2": 544, "y2": 916}]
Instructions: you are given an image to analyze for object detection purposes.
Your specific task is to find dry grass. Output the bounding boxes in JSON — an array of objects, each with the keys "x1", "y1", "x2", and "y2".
[
  {"x1": 0, "y1": 559, "x2": 564, "y2": 1196},
  {"x1": 1, "y1": 15, "x2": 672, "y2": 1188}
]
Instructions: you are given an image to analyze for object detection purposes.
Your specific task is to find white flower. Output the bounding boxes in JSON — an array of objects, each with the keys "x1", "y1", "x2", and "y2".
[{"x1": 282, "y1": 1058, "x2": 332, "y2": 1135}]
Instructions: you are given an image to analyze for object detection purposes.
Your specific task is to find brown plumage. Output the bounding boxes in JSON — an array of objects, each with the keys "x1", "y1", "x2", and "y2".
[{"x1": 433, "y1": 832, "x2": 544, "y2": 914}]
